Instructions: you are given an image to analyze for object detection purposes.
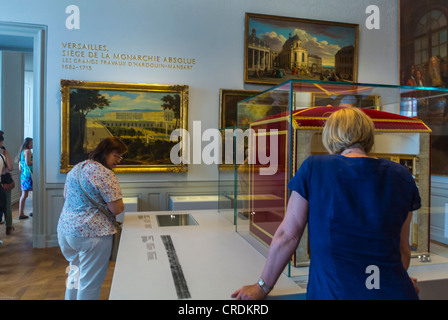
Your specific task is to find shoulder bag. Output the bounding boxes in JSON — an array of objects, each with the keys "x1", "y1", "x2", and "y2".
[
  {"x1": 0, "y1": 154, "x2": 15, "y2": 191},
  {"x1": 76, "y1": 166, "x2": 122, "y2": 261}
]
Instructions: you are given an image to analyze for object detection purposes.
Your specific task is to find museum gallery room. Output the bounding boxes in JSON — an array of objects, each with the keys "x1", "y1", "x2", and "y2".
[{"x1": 0, "y1": 0, "x2": 448, "y2": 303}]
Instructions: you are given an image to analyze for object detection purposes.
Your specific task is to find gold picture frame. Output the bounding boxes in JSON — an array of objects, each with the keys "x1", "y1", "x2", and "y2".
[{"x1": 60, "y1": 80, "x2": 189, "y2": 173}]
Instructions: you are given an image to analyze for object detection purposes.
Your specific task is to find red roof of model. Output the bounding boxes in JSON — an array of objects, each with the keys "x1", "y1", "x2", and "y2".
[{"x1": 251, "y1": 106, "x2": 431, "y2": 133}]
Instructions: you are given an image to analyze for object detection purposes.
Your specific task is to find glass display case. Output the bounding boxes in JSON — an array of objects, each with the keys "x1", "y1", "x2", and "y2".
[
  {"x1": 224, "y1": 79, "x2": 448, "y2": 277},
  {"x1": 218, "y1": 129, "x2": 239, "y2": 225}
]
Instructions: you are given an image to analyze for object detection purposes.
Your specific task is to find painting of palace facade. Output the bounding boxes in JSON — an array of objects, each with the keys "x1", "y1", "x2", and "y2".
[{"x1": 244, "y1": 13, "x2": 358, "y2": 85}]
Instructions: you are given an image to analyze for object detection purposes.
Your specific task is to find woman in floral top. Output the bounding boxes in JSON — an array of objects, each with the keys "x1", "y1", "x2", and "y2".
[{"x1": 58, "y1": 137, "x2": 127, "y2": 300}]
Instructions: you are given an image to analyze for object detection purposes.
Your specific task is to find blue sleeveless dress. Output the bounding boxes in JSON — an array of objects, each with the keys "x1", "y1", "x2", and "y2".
[
  {"x1": 288, "y1": 155, "x2": 421, "y2": 300},
  {"x1": 20, "y1": 151, "x2": 33, "y2": 191}
]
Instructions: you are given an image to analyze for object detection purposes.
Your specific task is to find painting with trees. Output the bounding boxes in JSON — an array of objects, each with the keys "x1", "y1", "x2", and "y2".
[{"x1": 60, "y1": 80, "x2": 189, "y2": 173}]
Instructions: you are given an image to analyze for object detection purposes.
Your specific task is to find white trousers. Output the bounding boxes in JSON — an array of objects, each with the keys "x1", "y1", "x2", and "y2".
[{"x1": 58, "y1": 233, "x2": 112, "y2": 300}]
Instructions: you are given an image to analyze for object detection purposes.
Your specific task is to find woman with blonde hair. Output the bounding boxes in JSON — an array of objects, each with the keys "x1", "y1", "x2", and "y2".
[{"x1": 233, "y1": 107, "x2": 420, "y2": 300}]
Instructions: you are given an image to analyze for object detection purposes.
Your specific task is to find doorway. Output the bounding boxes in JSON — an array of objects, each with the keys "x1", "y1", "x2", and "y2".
[{"x1": 0, "y1": 22, "x2": 46, "y2": 248}]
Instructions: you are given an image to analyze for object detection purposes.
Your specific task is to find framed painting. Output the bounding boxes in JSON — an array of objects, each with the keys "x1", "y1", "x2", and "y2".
[
  {"x1": 60, "y1": 80, "x2": 189, "y2": 173},
  {"x1": 244, "y1": 12, "x2": 359, "y2": 85},
  {"x1": 219, "y1": 89, "x2": 261, "y2": 129},
  {"x1": 400, "y1": 0, "x2": 448, "y2": 175}
]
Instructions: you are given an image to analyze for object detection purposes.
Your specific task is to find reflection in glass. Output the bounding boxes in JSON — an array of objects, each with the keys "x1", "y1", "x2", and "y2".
[{"x1": 156, "y1": 214, "x2": 199, "y2": 227}]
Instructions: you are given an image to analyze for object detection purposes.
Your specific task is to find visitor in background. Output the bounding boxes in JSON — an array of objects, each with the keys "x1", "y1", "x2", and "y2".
[
  {"x1": 17, "y1": 137, "x2": 33, "y2": 220},
  {"x1": 57, "y1": 137, "x2": 127, "y2": 300}
]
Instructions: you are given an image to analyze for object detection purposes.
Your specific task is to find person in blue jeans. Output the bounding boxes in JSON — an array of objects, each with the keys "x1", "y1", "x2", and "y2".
[
  {"x1": 232, "y1": 107, "x2": 420, "y2": 300},
  {"x1": 57, "y1": 137, "x2": 127, "y2": 300}
]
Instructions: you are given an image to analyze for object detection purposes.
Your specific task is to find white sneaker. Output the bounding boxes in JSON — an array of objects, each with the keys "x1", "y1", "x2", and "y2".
[{"x1": 0, "y1": 240, "x2": 3, "y2": 246}]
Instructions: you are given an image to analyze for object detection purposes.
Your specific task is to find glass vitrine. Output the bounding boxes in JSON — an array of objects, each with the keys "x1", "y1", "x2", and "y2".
[{"x1": 232, "y1": 79, "x2": 448, "y2": 277}]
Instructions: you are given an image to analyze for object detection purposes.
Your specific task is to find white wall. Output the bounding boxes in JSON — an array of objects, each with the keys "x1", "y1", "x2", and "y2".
[
  {"x1": 0, "y1": 0, "x2": 399, "y2": 184},
  {"x1": 0, "y1": 0, "x2": 403, "y2": 246}
]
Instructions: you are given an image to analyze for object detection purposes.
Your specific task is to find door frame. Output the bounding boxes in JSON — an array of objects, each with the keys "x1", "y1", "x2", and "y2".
[{"x1": 0, "y1": 21, "x2": 47, "y2": 248}]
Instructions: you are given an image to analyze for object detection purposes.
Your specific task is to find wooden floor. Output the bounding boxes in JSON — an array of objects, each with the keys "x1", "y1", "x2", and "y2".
[{"x1": 0, "y1": 200, "x2": 115, "y2": 300}]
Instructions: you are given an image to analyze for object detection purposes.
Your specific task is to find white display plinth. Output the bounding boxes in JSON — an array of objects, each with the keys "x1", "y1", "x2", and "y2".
[
  {"x1": 109, "y1": 210, "x2": 304, "y2": 300},
  {"x1": 408, "y1": 243, "x2": 448, "y2": 300},
  {"x1": 109, "y1": 209, "x2": 448, "y2": 300},
  {"x1": 115, "y1": 196, "x2": 139, "y2": 223},
  {"x1": 169, "y1": 195, "x2": 231, "y2": 211}
]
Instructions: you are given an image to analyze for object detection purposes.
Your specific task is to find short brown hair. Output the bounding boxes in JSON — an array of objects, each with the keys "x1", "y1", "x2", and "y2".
[
  {"x1": 322, "y1": 108, "x2": 375, "y2": 154},
  {"x1": 89, "y1": 137, "x2": 127, "y2": 168}
]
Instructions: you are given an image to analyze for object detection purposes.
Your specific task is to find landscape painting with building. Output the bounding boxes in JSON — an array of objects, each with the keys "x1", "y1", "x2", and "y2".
[
  {"x1": 244, "y1": 13, "x2": 358, "y2": 85},
  {"x1": 60, "y1": 80, "x2": 188, "y2": 173}
]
